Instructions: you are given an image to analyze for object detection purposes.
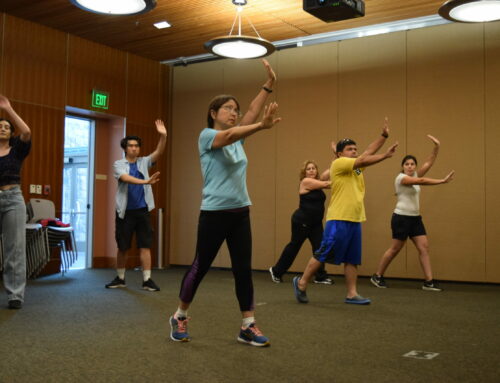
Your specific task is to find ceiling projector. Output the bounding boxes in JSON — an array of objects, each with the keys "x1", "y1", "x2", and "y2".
[{"x1": 303, "y1": 0, "x2": 365, "y2": 22}]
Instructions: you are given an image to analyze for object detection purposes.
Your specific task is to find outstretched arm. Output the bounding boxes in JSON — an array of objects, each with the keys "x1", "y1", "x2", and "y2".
[
  {"x1": 417, "y1": 135, "x2": 440, "y2": 177},
  {"x1": 354, "y1": 142, "x2": 398, "y2": 169},
  {"x1": 0, "y1": 94, "x2": 31, "y2": 142},
  {"x1": 119, "y1": 171, "x2": 160, "y2": 185},
  {"x1": 401, "y1": 170, "x2": 454, "y2": 186},
  {"x1": 150, "y1": 119, "x2": 167, "y2": 163},
  {"x1": 239, "y1": 59, "x2": 276, "y2": 126},
  {"x1": 320, "y1": 141, "x2": 337, "y2": 181},
  {"x1": 211, "y1": 102, "x2": 281, "y2": 149}
]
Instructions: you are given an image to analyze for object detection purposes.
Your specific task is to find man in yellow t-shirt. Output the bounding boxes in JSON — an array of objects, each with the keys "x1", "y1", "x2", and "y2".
[{"x1": 292, "y1": 121, "x2": 398, "y2": 305}]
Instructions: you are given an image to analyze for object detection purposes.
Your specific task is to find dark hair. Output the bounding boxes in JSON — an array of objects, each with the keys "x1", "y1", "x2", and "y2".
[
  {"x1": 336, "y1": 138, "x2": 356, "y2": 153},
  {"x1": 120, "y1": 135, "x2": 142, "y2": 151},
  {"x1": 0, "y1": 118, "x2": 14, "y2": 134},
  {"x1": 401, "y1": 155, "x2": 418, "y2": 167},
  {"x1": 206, "y1": 94, "x2": 240, "y2": 129}
]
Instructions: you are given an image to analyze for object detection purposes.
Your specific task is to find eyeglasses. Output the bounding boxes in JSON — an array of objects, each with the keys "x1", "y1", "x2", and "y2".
[{"x1": 221, "y1": 105, "x2": 242, "y2": 117}]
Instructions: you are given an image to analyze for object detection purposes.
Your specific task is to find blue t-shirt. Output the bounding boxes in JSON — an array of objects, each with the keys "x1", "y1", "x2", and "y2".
[
  {"x1": 199, "y1": 128, "x2": 251, "y2": 210},
  {"x1": 127, "y1": 162, "x2": 147, "y2": 210}
]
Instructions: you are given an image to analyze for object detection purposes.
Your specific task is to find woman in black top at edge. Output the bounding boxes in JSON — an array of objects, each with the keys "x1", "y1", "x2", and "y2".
[
  {"x1": 0, "y1": 94, "x2": 32, "y2": 309},
  {"x1": 269, "y1": 158, "x2": 334, "y2": 284}
]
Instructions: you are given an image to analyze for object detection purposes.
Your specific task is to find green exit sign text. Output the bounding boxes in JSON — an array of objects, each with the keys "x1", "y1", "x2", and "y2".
[{"x1": 92, "y1": 89, "x2": 109, "y2": 110}]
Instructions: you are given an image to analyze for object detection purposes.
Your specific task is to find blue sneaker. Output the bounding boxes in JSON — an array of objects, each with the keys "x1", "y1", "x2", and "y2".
[
  {"x1": 292, "y1": 276, "x2": 309, "y2": 303},
  {"x1": 344, "y1": 295, "x2": 371, "y2": 305},
  {"x1": 237, "y1": 323, "x2": 270, "y2": 347},
  {"x1": 169, "y1": 316, "x2": 190, "y2": 342}
]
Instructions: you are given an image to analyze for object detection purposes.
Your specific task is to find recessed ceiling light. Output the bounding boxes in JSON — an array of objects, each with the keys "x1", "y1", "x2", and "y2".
[
  {"x1": 439, "y1": 0, "x2": 500, "y2": 22},
  {"x1": 70, "y1": 0, "x2": 156, "y2": 16},
  {"x1": 154, "y1": 21, "x2": 172, "y2": 29}
]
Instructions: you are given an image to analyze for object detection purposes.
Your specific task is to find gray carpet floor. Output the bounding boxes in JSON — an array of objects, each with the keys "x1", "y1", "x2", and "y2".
[{"x1": 1, "y1": 267, "x2": 499, "y2": 383}]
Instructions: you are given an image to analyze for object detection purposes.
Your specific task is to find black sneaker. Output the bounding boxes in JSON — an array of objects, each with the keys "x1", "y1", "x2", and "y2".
[
  {"x1": 269, "y1": 267, "x2": 283, "y2": 283},
  {"x1": 8, "y1": 299, "x2": 22, "y2": 309},
  {"x1": 314, "y1": 277, "x2": 334, "y2": 285},
  {"x1": 105, "y1": 276, "x2": 126, "y2": 289},
  {"x1": 422, "y1": 280, "x2": 442, "y2": 291},
  {"x1": 292, "y1": 276, "x2": 309, "y2": 303},
  {"x1": 370, "y1": 274, "x2": 387, "y2": 288},
  {"x1": 142, "y1": 278, "x2": 160, "y2": 292}
]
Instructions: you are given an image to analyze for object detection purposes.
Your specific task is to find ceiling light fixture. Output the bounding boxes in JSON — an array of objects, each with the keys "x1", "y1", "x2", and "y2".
[
  {"x1": 154, "y1": 21, "x2": 172, "y2": 29},
  {"x1": 204, "y1": 0, "x2": 275, "y2": 59},
  {"x1": 70, "y1": 0, "x2": 156, "y2": 16},
  {"x1": 439, "y1": 0, "x2": 500, "y2": 22}
]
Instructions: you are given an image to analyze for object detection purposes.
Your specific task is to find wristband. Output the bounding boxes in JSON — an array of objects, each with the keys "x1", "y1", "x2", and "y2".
[
  {"x1": 262, "y1": 86, "x2": 273, "y2": 93},
  {"x1": 381, "y1": 133, "x2": 389, "y2": 138}
]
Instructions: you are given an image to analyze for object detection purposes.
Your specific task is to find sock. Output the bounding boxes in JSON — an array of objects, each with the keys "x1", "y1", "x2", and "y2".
[
  {"x1": 117, "y1": 268, "x2": 125, "y2": 280},
  {"x1": 143, "y1": 269, "x2": 151, "y2": 282},
  {"x1": 175, "y1": 308, "x2": 188, "y2": 320},
  {"x1": 242, "y1": 317, "x2": 255, "y2": 329}
]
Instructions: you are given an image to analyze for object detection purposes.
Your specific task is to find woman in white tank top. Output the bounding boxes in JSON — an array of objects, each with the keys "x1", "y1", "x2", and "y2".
[{"x1": 370, "y1": 135, "x2": 454, "y2": 291}]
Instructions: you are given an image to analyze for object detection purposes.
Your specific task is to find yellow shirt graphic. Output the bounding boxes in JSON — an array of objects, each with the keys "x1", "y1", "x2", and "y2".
[{"x1": 326, "y1": 157, "x2": 366, "y2": 222}]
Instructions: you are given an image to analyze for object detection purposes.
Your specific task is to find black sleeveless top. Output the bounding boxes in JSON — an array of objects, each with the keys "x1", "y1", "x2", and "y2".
[
  {"x1": 292, "y1": 189, "x2": 326, "y2": 225},
  {"x1": 0, "y1": 137, "x2": 31, "y2": 187}
]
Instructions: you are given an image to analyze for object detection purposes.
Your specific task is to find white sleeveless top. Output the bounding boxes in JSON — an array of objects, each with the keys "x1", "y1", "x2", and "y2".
[{"x1": 394, "y1": 172, "x2": 420, "y2": 216}]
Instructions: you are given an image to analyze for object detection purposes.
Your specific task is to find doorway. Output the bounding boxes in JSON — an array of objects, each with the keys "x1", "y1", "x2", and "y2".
[{"x1": 62, "y1": 115, "x2": 95, "y2": 269}]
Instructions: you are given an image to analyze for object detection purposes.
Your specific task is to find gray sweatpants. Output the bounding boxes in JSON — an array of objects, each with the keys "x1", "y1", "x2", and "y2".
[{"x1": 0, "y1": 186, "x2": 26, "y2": 302}]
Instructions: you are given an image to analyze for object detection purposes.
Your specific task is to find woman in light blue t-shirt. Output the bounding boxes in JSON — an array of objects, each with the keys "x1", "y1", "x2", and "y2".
[
  {"x1": 169, "y1": 59, "x2": 281, "y2": 347},
  {"x1": 371, "y1": 135, "x2": 454, "y2": 292}
]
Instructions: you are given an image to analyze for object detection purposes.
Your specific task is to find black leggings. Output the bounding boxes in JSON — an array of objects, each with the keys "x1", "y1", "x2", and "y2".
[
  {"x1": 272, "y1": 217, "x2": 327, "y2": 279},
  {"x1": 179, "y1": 209, "x2": 254, "y2": 312}
]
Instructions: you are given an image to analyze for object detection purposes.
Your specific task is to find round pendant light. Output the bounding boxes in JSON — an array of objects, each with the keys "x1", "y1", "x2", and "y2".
[
  {"x1": 205, "y1": 2, "x2": 275, "y2": 59},
  {"x1": 439, "y1": 0, "x2": 500, "y2": 22},
  {"x1": 70, "y1": 0, "x2": 156, "y2": 15}
]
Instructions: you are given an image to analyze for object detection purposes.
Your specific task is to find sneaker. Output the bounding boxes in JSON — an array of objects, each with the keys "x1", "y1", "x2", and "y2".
[
  {"x1": 370, "y1": 274, "x2": 387, "y2": 288},
  {"x1": 269, "y1": 267, "x2": 283, "y2": 283},
  {"x1": 105, "y1": 276, "x2": 126, "y2": 289},
  {"x1": 237, "y1": 323, "x2": 270, "y2": 347},
  {"x1": 8, "y1": 300, "x2": 22, "y2": 309},
  {"x1": 345, "y1": 295, "x2": 371, "y2": 305},
  {"x1": 169, "y1": 316, "x2": 190, "y2": 342},
  {"x1": 422, "y1": 280, "x2": 442, "y2": 291},
  {"x1": 314, "y1": 277, "x2": 334, "y2": 285},
  {"x1": 292, "y1": 276, "x2": 309, "y2": 303},
  {"x1": 142, "y1": 278, "x2": 160, "y2": 292}
]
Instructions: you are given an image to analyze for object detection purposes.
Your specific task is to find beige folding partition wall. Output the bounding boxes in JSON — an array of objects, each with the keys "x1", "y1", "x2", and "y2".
[{"x1": 169, "y1": 21, "x2": 500, "y2": 283}]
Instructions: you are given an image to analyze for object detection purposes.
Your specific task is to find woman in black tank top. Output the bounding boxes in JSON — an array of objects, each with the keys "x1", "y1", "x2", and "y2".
[{"x1": 269, "y1": 160, "x2": 333, "y2": 284}]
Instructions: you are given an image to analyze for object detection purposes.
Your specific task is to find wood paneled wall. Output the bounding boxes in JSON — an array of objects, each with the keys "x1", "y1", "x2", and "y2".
[
  {"x1": 169, "y1": 21, "x2": 500, "y2": 283},
  {"x1": 0, "y1": 13, "x2": 169, "y2": 269}
]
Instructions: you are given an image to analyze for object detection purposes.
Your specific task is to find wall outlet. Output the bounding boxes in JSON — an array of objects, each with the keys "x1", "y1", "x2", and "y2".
[
  {"x1": 30, "y1": 184, "x2": 36, "y2": 194},
  {"x1": 35, "y1": 185, "x2": 42, "y2": 194}
]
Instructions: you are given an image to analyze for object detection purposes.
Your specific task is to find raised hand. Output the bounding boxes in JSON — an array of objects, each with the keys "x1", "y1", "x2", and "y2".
[
  {"x1": 442, "y1": 170, "x2": 455, "y2": 183},
  {"x1": 155, "y1": 119, "x2": 167, "y2": 137},
  {"x1": 262, "y1": 59, "x2": 276, "y2": 85},
  {"x1": 385, "y1": 142, "x2": 399, "y2": 158},
  {"x1": 382, "y1": 117, "x2": 389, "y2": 137},
  {"x1": 260, "y1": 102, "x2": 281, "y2": 129},
  {"x1": 0, "y1": 94, "x2": 12, "y2": 110},
  {"x1": 331, "y1": 141, "x2": 338, "y2": 158},
  {"x1": 427, "y1": 134, "x2": 440, "y2": 147},
  {"x1": 148, "y1": 171, "x2": 161, "y2": 185}
]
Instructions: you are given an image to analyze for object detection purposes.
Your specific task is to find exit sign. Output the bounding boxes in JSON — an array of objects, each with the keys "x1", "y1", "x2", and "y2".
[{"x1": 92, "y1": 89, "x2": 109, "y2": 109}]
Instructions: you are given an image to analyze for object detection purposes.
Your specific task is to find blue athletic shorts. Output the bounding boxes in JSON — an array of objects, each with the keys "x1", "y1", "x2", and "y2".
[{"x1": 313, "y1": 220, "x2": 362, "y2": 265}]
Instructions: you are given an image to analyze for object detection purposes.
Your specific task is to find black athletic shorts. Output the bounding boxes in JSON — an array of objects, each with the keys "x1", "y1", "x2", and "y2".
[
  {"x1": 115, "y1": 208, "x2": 153, "y2": 251},
  {"x1": 391, "y1": 213, "x2": 426, "y2": 240}
]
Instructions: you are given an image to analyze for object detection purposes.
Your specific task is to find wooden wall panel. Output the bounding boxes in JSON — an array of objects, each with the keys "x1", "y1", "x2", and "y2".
[
  {"x1": 169, "y1": 61, "x2": 224, "y2": 266},
  {"x1": 9, "y1": 102, "x2": 65, "y2": 213},
  {"x1": 126, "y1": 54, "x2": 162, "y2": 126},
  {"x1": 67, "y1": 35, "x2": 127, "y2": 116},
  {"x1": 3, "y1": 16, "x2": 66, "y2": 109},
  {"x1": 0, "y1": 14, "x2": 4, "y2": 92},
  {"x1": 407, "y1": 23, "x2": 485, "y2": 282},
  {"x1": 338, "y1": 32, "x2": 407, "y2": 278},
  {"x1": 485, "y1": 22, "x2": 500, "y2": 283},
  {"x1": 274, "y1": 44, "x2": 338, "y2": 274}
]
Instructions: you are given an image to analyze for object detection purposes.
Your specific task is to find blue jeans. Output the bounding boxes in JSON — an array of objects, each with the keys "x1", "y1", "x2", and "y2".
[{"x1": 0, "y1": 187, "x2": 27, "y2": 302}]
